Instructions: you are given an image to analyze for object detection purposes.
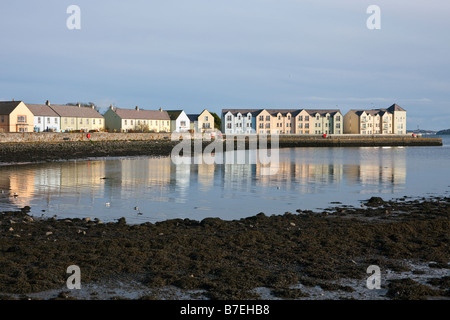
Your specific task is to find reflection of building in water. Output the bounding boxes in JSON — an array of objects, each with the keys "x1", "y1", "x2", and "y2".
[
  {"x1": 60, "y1": 161, "x2": 106, "y2": 199},
  {"x1": 223, "y1": 164, "x2": 255, "y2": 192},
  {"x1": 116, "y1": 158, "x2": 172, "y2": 201},
  {"x1": 0, "y1": 167, "x2": 36, "y2": 208},
  {"x1": 197, "y1": 163, "x2": 215, "y2": 191},
  {"x1": 345, "y1": 149, "x2": 406, "y2": 192}
]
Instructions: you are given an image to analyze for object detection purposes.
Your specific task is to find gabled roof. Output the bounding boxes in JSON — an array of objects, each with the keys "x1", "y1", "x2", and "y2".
[
  {"x1": 304, "y1": 109, "x2": 341, "y2": 117},
  {"x1": 112, "y1": 108, "x2": 170, "y2": 120},
  {"x1": 26, "y1": 104, "x2": 60, "y2": 117},
  {"x1": 166, "y1": 110, "x2": 184, "y2": 120},
  {"x1": 49, "y1": 104, "x2": 104, "y2": 118},
  {"x1": 222, "y1": 109, "x2": 264, "y2": 117},
  {"x1": 0, "y1": 101, "x2": 24, "y2": 115},
  {"x1": 387, "y1": 104, "x2": 406, "y2": 112},
  {"x1": 187, "y1": 114, "x2": 199, "y2": 122}
]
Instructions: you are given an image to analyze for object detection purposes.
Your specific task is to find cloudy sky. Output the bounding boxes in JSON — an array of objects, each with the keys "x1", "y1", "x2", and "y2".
[{"x1": 1, "y1": 1, "x2": 449, "y2": 130}]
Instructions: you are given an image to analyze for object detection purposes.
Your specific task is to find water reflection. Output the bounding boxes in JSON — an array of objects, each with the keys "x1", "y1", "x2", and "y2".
[{"x1": 0, "y1": 147, "x2": 413, "y2": 222}]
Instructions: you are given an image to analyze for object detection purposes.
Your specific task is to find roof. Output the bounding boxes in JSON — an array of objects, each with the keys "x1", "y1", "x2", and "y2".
[
  {"x1": 387, "y1": 104, "x2": 406, "y2": 112},
  {"x1": 222, "y1": 108, "x2": 341, "y2": 117},
  {"x1": 26, "y1": 104, "x2": 60, "y2": 117},
  {"x1": 304, "y1": 109, "x2": 341, "y2": 117},
  {"x1": 0, "y1": 101, "x2": 23, "y2": 115},
  {"x1": 187, "y1": 114, "x2": 199, "y2": 122},
  {"x1": 48, "y1": 104, "x2": 104, "y2": 118},
  {"x1": 222, "y1": 109, "x2": 264, "y2": 116},
  {"x1": 166, "y1": 110, "x2": 184, "y2": 120},
  {"x1": 350, "y1": 109, "x2": 392, "y2": 117},
  {"x1": 113, "y1": 108, "x2": 170, "y2": 120}
]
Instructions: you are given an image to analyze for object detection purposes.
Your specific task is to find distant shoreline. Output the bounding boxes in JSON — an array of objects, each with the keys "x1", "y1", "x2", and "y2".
[{"x1": 0, "y1": 136, "x2": 443, "y2": 164}]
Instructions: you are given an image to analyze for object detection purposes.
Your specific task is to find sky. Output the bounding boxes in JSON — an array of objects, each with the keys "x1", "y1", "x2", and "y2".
[{"x1": 1, "y1": 1, "x2": 449, "y2": 130}]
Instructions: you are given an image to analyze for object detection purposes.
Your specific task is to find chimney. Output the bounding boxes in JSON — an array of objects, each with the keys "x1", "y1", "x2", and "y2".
[
  {"x1": 135, "y1": 106, "x2": 139, "y2": 111},
  {"x1": 46, "y1": 100, "x2": 50, "y2": 106},
  {"x1": 91, "y1": 104, "x2": 95, "y2": 109},
  {"x1": 77, "y1": 102, "x2": 81, "y2": 108},
  {"x1": 159, "y1": 107, "x2": 162, "y2": 112},
  {"x1": 110, "y1": 104, "x2": 114, "y2": 110}
]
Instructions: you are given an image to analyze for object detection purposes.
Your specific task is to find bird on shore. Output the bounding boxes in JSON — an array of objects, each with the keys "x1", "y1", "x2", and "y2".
[{"x1": 134, "y1": 206, "x2": 143, "y2": 215}]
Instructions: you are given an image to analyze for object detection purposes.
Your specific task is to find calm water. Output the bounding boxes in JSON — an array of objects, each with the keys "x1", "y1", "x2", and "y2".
[{"x1": 1, "y1": 136, "x2": 449, "y2": 224}]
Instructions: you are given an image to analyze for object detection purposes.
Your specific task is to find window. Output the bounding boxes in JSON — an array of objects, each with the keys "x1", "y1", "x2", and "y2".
[
  {"x1": 99, "y1": 120, "x2": 102, "y2": 125},
  {"x1": 266, "y1": 116, "x2": 270, "y2": 121},
  {"x1": 131, "y1": 120, "x2": 134, "y2": 125},
  {"x1": 278, "y1": 115, "x2": 281, "y2": 120},
  {"x1": 336, "y1": 123, "x2": 341, "y2": 129},
  {"x1": 299, "y1": 116, "x2": 303, "y2": 121},
  {"x1": 227, "y1": 116, "x2": 232, "y2": 121},
  {"x1": 265, "y1": 123, "x2": 270, "y2": 128},
  {"x1": 298, "y1": 123, "x2": 303, "y2": 129},
  {"x1": 227, "y1": 123, "x2": 232, "y2": 129},
  {"x1": 316, "y1": 116, "x2": 320, "y2": 120},
  {"x1": 287, "y1": 115, "x2": 291, "y2": 120},
  {"x1": 180, "y1": 121, "x2": 186, "y2": 127},
  {"x1": 87, "y1": 119, "x2": 89, "y2": 124},
  {"x1": 149, "y1": 120, "x2": 152, "y2": 126},
  {"x1": 1, "y1": 116, "x2": 4, "y2": 123},
  {"x1": 305, "y1": 123, "x2": 309, "y2": 129},
  {"x1": 93, "y1": 119, "x2": 96, "y2": 124},
  {"x1": 38, "y1": 117, "x2": 41, "y2": 124},
  {"x1": 259, "y1": 123, "x2": 264, "y2": 128},
  {"x1": 124, "y1": 120, "x2": 127, "y2": 125},
  {"x1": 259, "y1": 116, "x2": 264, "y2": 121},
  {"x1": 205, "y1": 116, "x2": 208, "y2": 121},
  {"x1": 80, "y1": 119, "x2": 83, "y2": 124},
  {"x1": 336, "y1": 116, "x2": 341, "y2": 121},
  {"x1": 17, "y1": 116, "x2": 26, "y2": 123},
  {"x1": 65, "y1": 118, "x2": 68, "y2": 124},
  {"x1": 305, "y1": 116, "x2": 309, "y2": 121},
  {"x1": 71, "y1": 118, "x2": 74, "y2": 124},
  {"x1": 238, "y1": 115, "x2": 241, "y2": 120},
  {"x1": 54, "y1": 118, "x2": 58, "y2": 123},
  {"x1": 47, "y1": 117, "x2": 50, "y2": 123}
]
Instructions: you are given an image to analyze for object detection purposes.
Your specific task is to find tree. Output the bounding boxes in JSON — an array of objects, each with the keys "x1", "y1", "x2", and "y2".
[{"x1": 211, "y1": 112, "x2": 221, "y2": 130}]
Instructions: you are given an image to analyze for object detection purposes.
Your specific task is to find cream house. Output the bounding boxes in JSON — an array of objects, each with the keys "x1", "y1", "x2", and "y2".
[
  {"x1": 104, "y1": 106, "x2": 171, "y2": 132},
  {"x1": 0, "y1": 100, "x2": 34, "y2": 132},
  {"x1": 344, "y1": 104, "x2": 405, "y2": 135},
  {"x1": 188, "y1": 109, "x2": 215, "y2": 133}
]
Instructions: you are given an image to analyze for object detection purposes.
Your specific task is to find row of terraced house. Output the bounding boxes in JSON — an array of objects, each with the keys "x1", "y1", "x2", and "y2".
[
  {"x1": 0, "y1": 100, "x2": 407, "y2": 135},
  {"x1": 0, "y1": 100, "x2": 216, "y2": 134},
  {"x1": 221, "y1": 104, "x2": 407, "y2": 135}
]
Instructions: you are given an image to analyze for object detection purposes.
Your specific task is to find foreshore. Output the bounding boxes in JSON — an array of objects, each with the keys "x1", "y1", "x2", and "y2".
[
  {"x1": 0, "y1": 196, "x2": 448, "y2": 300},
  {"x1": 0, "y1": 135, "x2": 443, "y2": 164}
]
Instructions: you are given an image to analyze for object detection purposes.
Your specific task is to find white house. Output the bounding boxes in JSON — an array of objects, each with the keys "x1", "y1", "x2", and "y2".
[
  {"x1": 221, "y1": 109, "x2": 259, "y2": 134},
  {"x1": 166, "y1": 110, "x2": 190, "y2": 132},
  {"x1": 27, "y1": 103, "x2": 61, "y2": 132}
]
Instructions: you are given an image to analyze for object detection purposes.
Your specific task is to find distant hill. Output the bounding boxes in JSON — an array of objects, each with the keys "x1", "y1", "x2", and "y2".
[
  {"x1": 406, "y1": 129, "x2": 437, "y2": 135},
  {"x1": 436, "y1": 129, "x2": 450, "y2": 135}
]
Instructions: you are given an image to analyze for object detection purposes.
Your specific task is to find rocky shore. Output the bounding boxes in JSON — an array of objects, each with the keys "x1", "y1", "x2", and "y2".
[
  {"x1": 0, "y1": 136, "x2": 443, "y2": 164},
  {"x1": 0, "y1": 196, "x2": 448, "y2": 300}
]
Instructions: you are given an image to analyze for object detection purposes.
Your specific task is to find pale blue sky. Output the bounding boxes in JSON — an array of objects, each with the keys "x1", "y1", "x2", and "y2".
[{"x1": 1, "y1": 1, "x2": 449, "y2": 130}]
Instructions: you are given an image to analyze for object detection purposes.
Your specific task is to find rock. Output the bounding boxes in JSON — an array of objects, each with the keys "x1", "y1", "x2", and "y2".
[
  {"x1": 45, "y1": 231, "x2": 53, "y2": 236},
  {"x1": 365, "y1": 197, "x2": 386, "y2": 207}
]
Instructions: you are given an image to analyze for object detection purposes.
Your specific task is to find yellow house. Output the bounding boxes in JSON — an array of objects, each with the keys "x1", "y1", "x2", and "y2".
[
  {"x1": 0, "y1": 101, "x2": 34, "y2": 132},
  {"x1": 43, "y1": 101, "x2": 105, "y2": 132},
  {"x1": 187, "y1": 109, "x2": 215, "y2": 133},
  {"x1": 103, "y1": 106, "x2": 171, "y2": 132}
]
